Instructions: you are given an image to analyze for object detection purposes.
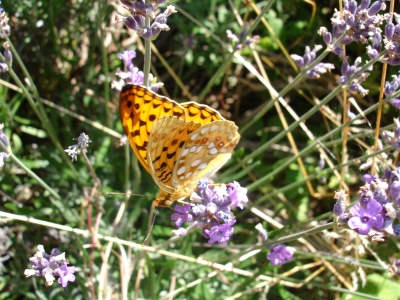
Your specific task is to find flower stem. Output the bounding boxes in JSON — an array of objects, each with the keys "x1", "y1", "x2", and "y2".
[{"x1": 143, "y1": 16, "x2": 152, "y2": 87}]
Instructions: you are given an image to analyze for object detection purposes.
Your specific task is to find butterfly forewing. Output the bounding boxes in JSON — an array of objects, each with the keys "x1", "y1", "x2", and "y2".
[
  {"x1": 147, "y1": 116, "x2": 202, "y2": 193},
  {"x1": 172, "y1": 120, "x2": 240, "y2": 192},
  {"x1": 120, "y1": 84, "x2": 186, "y2": 173},
  {"x1": 181, "y1": 102, "x2": 225, "y2": 124}
]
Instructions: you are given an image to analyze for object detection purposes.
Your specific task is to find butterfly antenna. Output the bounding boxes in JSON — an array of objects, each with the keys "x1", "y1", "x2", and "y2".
[
  {"x1": 143, "y1": 205, "x2": 158, "y2": 245},
  {"x1": 107, "y1": 192, "x2": 145, "y2": 197}
]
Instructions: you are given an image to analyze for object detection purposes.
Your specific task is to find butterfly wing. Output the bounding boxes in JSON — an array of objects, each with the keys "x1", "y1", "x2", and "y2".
[
  {"x1": 147, "y1": 116, "x2": 202, "y2": 193},
  {"x1": 172, "y1": 120, "x2": 240, "y2": 194},
  {"x1": 119, "y1": 84, "x2": 186, "y2": 173},
  {"x1": 181, "y1": 102, "x2": 225, "y2": 124}
]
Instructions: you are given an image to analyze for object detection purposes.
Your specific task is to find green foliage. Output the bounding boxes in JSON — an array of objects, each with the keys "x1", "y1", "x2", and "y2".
[{"x1": 0, "y1": 0, "x2": 398, "y2": 299}]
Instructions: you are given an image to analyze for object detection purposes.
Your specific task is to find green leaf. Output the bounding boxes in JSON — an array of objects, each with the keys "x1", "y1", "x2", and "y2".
[
  {"x1": 343, "y1": 273, "x2": 400, "y2": 300},
  {"x1": 20, "y1": 125, "x2": 48, "y2": 138}
]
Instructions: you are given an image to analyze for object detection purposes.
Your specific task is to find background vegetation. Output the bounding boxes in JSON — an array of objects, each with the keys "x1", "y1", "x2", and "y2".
[{"x1": 0, "y1": 0, "x2": 399, "y2": 299}]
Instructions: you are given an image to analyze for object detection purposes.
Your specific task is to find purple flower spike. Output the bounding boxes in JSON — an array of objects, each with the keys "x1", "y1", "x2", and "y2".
[
  {"x1": 0, "y1": 132, "x2": 9, "y2": 147},
  {"x1": 338, "y1": 213, "x2": 350, "y2": 224},
  {"x1": 386, "y1": 22, "x2": 395, "y2": 40},
  {"x1": 367, "y1": 1, "x2": 382, "y2": 16},
  {"x1": 255, "y1": 224, "x2": 268, "y2": 241},
  {"x1": 348, "y1": 199, "x2": 384, "y2": 235},
  {"x1": 119, "y1": 50, "x2": 136, "y2": 67},
  {"x1": 117, "y1": 4, "x2": 176, "y2": 40},
  {"x1": 333, "y1": 190, "x2": 347, "y2": 216},
  {"x1": 227, "y1": 181, "x2": 248, "y2": 209},
  {"x1": 54, "y1": 265, "x2": 76, "y2": 288},
  {"x1": 208, "y1": 220, "x2": 236, "y2": 244},
  {"x1": 389, "y1": 181, "x2": 400, "y2": 202},
  {"x1": 267, "y1": 245, "x2": 294, "y2": 266},
  {"x1": 362, "y1": 174, "x2": 376, "y2": 183},
  {"x1": 171, "y1": 204, "x2": 191, "y2": 227},
  {"x1": 171, "y1": 180, "x2": 247, "y2": 242},
  {"x1": 24, "y1": 245, "x2": 76, "y2": 288}
]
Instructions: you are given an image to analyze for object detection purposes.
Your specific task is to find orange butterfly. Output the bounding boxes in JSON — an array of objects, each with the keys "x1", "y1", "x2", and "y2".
[{"x1": 119, "y1": 84, "x2": 240, "y2": 206}]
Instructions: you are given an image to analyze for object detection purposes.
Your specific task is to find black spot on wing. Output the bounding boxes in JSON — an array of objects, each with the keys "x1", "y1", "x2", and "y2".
[
  {"x1": 138, "y1": 141, "x2": 148, "y2": 151},
  {"x1": 157, "y1": 161, "x2": 167, "y2": 171},
  {"x1": 131, "y1": 130, "x2": 140, "y2": 137},
  {"x1": 152, "y1": 155, "x2": 161, "y2": 164},
  {"x1": 167, "y1": 151, "x2": 176, "y2": 159},
  {"x1": 161, "y1": 171, "x2": 172, "y2": 183}
]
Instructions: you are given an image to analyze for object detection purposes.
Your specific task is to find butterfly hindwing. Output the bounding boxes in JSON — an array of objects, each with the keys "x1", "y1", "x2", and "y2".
[
  {"x1": 147, "y1": 116, "x2": 202, "y2": 193},
  {"x1": 172, "y1": 120, "x2": 240, "y2": 192}
]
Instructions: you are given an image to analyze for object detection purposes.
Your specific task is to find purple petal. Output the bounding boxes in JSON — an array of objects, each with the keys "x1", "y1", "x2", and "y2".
[
  {"x1": 349, "y1": 203, "x2": 361, "y2": 217},
  {"x1": 361, "y1": 174, "x2": 376, "y2": 183},
  {"x1": 365, "y1": 199, "x2": 382, "y2": 215},
  {"x1": 348, "y1": 217, "x2": 371, "y2": 234},
  {"x1": 370, "y1": 214, "x2": 384, "y2": 230},
  {"x1": 208, "y1": 220, "x2": 235, "y2": 244}
]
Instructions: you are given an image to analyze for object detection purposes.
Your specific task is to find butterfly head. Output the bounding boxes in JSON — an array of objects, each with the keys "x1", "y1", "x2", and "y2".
[
  {"x1": 154, "y1": 189, "x2": 175, "y2": 207},
  {"x1": 155, "y1": 189, "x2": 190, "y2": 207}
]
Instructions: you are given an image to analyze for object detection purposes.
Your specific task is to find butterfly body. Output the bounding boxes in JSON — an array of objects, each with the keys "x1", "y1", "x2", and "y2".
[{"x1": 120, "y1": 84, "x2": 240, "y2": 207}]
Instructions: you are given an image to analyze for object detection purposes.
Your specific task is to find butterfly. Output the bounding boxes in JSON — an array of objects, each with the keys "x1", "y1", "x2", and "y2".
[{"x1": 119, "y1": 84, "x2": 240, "y2": 207}]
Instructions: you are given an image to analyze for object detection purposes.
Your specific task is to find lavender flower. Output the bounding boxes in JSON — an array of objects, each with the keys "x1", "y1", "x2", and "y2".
[
  {"x1": 338, "y1": 213, "x2": 350, "y2": 224},
  {"x1": 171, "y1": 180, "x2": 247, "y2": 244},
  {"x1": 255, "y1": 223, "x2": 268, "y2": 242},
  {"x1": 371, "y1": 179, "x2": 388, "y2": 204},
  {"x1": 0, "y1": 10, "x2": 10, "y2": 38},
  {"x1": 112, "y1": 49, "x2": 163, "y2": 91},
  {"x1": 24, "y1": 245, "x2": 76, "y2": 287},
  {"x1": 206, "y1": 220, "x2": 236, "y2": 244},
  {"x1": 116, "y1": 2, "x2": 176, "y2": 41},
  {"x1": 227, "y1": 181, "x2": 248, "y2": 209},
  {"x1": 382, "y1": 16, "x2": 400, "y2": 66},
  {"x1": 336, "y1": 57, "x2": 370, "y2": 97},
  {"x1": 335, "y1": 164, "x2": 400, "y2": 240},
  {"x1": 362, "y1": 174, "x2": 376, "y2": 183},
  {"x1": 333, "y1": 190, "x2": 347, "y2": 217},
  {"x1": 384, "y1": 73, "x2": 400, "y2": 108},
  {"x1": 3, "y1": 41, "x2": 11, "y2": 65},
  {"x1": 64, "y1": 133, "x2": 91, "y2": 162},
  {"x1": 171, "y1": 204, "x2": 191, "y2": 227},
  {"x1": 178, "y1": 33, "x2": 197, "y2": 57},
  {"x1": 319, "y1": 1, "x2": 386, "y2": 58},
  {"x1": 359, "y1": 183, "x2": 373, "y2": 206},
  {"x1": 0, "y1": 123, "x2": 9, "y2": 148},
  {"x1": 0, "y1": 152, "x2": 7, "y2": 168},
  {"x1": 395, "y1": 259, "x2": 400, "y2": 276},
  {"x1": 380, "y1": 118, "x2": 400, "y2": 150},
  {"x1": 266, "y1": 245, "x2": 294, "y2": 266},
  {"x1": 226, "y1": 23, "x2": 259, "y2": 51},
  {"x1": 0, "y1": 124, "x2": 9, "y2": 168},
  {"x1": 348, "y1": 198, "x2": 384, "y2": 234},
  {"x1": 290, "y1": 45, "x2": 335, "y2": 79}
]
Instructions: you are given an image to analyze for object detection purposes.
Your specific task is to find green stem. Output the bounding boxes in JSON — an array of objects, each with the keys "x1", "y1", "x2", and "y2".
[
  {"x1": 0, "y1": 30, "x2": 78, "y2": 176},
  {"x1": 143, "y1": 16, "x2": 152, "y2": 87},
  {"x1": 176, "y1": 2, "x2": 274, "y2": 103},
  {"x1": 246, "y1": 95, "x2": 394, "y2": 193},
  {"x1": 98, "y1": 0, "x2": 111, "y2": 128},
  {"x1": 0, "y1": 139, "x2": 61, "y2": 200}
]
